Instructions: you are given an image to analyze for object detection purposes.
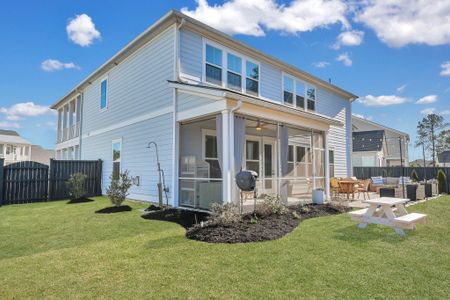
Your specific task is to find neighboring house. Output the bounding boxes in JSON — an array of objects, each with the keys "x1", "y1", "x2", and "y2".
[
  {"x1": 0, "y1": 130, "x2": 54, "y2": 165},
  {"x1": 352, "y1": 116, "x2": 409, "y2": 167},
  {"x1": 0, "y1": 130, "x2": 32, "y2": 165},
  {"x1": 51, "y1": 10, "x2": 357, "y2": 209},
  {"x1": 31, "y1": 145, "x2": 54, "y2": 165},
  {"x1": 437, "y1": 150, "x2": 450, "y2": 167}
]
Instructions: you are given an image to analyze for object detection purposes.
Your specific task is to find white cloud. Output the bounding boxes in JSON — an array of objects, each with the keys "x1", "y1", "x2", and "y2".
[
  {"x1": 332, "y1": 30, "x2": 364, "y2": 49},
  {"x1": 441, "y1": 110, "x2": 450, "y2": 115},
  {"x1": 0, "y1": 102, "x2": 54, "y2": 121},
  {"x1": 416, "y1": 95, "x2": 438, "y2": 104},
  {"x1": 181, "y1": 0, "x2": 349, "y2": 37},
  {"x1": 0, "y1": 121, "x2": 21, "y2": 129},
  {"x1": 352, "y1": 113, "x2": 373, "y2": 121},
  {"x1": 336, "y1": 52, "x2": 352, "y2": 66},
  {"x1": 396, "y1": 84, "x2": 407, "y2": 93},
  {"x1": 356, "y1": 0, "x2": 450, "y2": 47},
  {"x1": 440, "y1": 61, "x2": 450, "y2": 76},
  {"x1": 41, "y1": 59, "x2": 80, "y2": 72},
  {"x1": 358, "y1": 95, "x2": 410, "y2": 107},
  {"x1": 66, "y1": 14, "x2": 101, "y2": 47},
  {"x1": 313, "y1": 61, "x2": 330, "y2": 68},
  {"x1": 421, "y1": 107, "x2": 436, "y2": 115}
]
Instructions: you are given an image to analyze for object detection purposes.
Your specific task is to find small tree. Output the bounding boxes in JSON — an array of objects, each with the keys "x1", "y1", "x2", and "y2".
[
  {"x1": 66, "y1": 172, "x2": 87, "y2": 200},
  {"x1": 410, "y1": 169, "x2": 419, "y2": 183},
  {"x1": 106, "y1": 170, "x2": 132, "y2": 207},
  {"x1": 437, "y1": 170, "x2": 447, "y2": 194}
]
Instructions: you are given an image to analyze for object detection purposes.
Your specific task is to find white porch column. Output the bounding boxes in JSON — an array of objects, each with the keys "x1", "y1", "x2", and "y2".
[
  {"x1": 324, "y1": 131, "x2": 330, "y2": 200},
  {"x1": 221, "y1": 109, "x2": 233, "y2": 204}
]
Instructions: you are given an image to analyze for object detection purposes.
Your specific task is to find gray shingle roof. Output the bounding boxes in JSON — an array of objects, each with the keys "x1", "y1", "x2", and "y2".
[{"x1": 353, "y1": 130, "x2": 384, "y2": 152}]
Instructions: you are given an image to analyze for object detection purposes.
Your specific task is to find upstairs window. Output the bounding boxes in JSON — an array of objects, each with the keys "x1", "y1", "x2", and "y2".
[
  {"x1": 283, "y1": 76, "x2": 294, "y2": 105},
  {"x1": 246, "y1": 61, "x2": 259, "y2": 96},
  {"x1": 100, "y1": 79, "x2": 108, "y2": 110},
  {"x1": 295, "y1": 81, "x2": 305, "y2": 109},
  {"x1": 205, "y1": 44, "x2": 223, "y2": 85},
  {"x1": 227, "y1": 53, "x2": 242, "y2": 91},
  {"x1": 307, "y1": 85, "x2": 316, "y2": 111}
]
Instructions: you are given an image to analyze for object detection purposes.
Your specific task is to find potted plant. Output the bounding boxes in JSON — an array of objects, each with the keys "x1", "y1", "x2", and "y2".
[{"x1": 312, "y1": 188, "x2": 326, "y2": 204}]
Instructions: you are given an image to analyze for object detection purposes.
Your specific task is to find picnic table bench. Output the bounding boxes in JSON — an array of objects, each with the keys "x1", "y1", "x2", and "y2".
[{"x1": 348, "y1": 197, "x2": 427, "y2": 236}]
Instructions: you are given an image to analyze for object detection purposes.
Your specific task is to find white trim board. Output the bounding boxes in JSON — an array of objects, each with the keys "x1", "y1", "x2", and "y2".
[{"x1": 82, "y1": 106, "x2": 173, "y2": 139}]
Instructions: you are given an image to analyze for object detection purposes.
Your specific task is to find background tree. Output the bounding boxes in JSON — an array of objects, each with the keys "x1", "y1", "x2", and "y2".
[
  {"x1": 416, "y1": 114, "x2": 448, "y2": 167},
  {"x1": 415, "y1": 121, "x2": 429, "y2": 167},
  {"x1": 436, "y1": 129, "x2": 450, "y2": 155}
]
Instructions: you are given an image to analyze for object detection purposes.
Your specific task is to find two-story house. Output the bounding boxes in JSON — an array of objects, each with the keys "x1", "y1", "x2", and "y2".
[
  {"x1": 51, "y1": 10, "x2": 357, "y2": 209},
  {"x1": 352, "y1": 115, "x2": 409, "y2": 167}
]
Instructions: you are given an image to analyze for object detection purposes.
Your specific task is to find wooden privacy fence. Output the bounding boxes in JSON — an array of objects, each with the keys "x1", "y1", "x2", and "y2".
[
  {"x1": 0, "y1": 159, "x2": 102, "y2": 205},
  {"x1": 353, "y1": 167, "x2": 450, "y2": 192}
]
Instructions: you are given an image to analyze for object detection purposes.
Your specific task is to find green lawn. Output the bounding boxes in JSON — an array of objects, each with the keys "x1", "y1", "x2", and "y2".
[{"x1": 0, "y1": 196, "x2": 449, "y2": 299}]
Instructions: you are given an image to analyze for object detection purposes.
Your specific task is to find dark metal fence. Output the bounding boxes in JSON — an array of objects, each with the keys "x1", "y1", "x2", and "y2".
[
  {"x1": 353, "y1": 166, "x2": 450, "y2": 192},
  {"x1": 0, "y1": 159, "x2": 102, "y2": 205}
]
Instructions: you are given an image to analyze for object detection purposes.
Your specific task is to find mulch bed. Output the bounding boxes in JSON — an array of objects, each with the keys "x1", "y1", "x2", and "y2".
[
  {"x1": 141, "y1": 208, "x2": 209, "y2": 229},
  {"x1": 186, "y1": 203, "x2": 351, "y2": 244},
  {"x1": 67, "y1": 197, "x2": 94, "y2": 204},
  {"x1": 95, "y1": 205, "x2": 132, "y2": 214}
]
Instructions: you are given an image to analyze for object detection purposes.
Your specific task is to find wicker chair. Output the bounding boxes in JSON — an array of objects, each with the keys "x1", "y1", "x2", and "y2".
[{"x1": 356, "y1": 179, "x2": 371, "y2": 200}]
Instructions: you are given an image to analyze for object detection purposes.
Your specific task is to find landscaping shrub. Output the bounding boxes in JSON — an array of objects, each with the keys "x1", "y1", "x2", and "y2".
[
  {"x1": 256, "y1": 194, "x2": 287, "y2": 216},
  {"x1": 66, "y1": 172, "x2": 87, "y2": 200},
  {"x1": 410, "y1": 169, "x2": 419, "y2": 182},
  {"x1": 209, "y1": 203, "x2": 241, "y2": 225},
  {"x1": 437, "y1": 170, "x2": 447, "y2": 194},
  {"x1": 106, "y1": 170, "x2": 132, "y2": 207}
]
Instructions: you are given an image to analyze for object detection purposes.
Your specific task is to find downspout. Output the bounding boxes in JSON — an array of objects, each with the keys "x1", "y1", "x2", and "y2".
[{"x1": 175, "y1": 18, "x2": 186, "y2": 82}]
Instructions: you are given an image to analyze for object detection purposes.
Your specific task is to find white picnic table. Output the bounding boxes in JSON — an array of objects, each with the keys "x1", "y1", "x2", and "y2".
[{"x1": 348, "y1": 197, "x2": 427, "y2": 236}]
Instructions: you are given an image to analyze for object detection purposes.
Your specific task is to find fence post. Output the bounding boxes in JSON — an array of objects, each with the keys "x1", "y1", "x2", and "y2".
[
  {"x1": 96, "y1": 159, "x2": 103, "y2": 196},
  {"x1": 0, "y1": 159, "x2": 3, "y2": 206}
]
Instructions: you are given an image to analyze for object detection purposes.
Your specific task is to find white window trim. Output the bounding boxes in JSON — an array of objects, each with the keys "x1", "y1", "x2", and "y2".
[
  {"x1": 201, "y1": 129, "x2": 218, "y2": 161},
  {"x1": 112, "y1": 138, "x2": 122, "y2": 173},
  {"x1": 202, "y1": 38, "x2": 260, "y2": 97},
  {"x1": 100, "y1": 75, "x2": 109, "y2": 112},
  {"x1": 282, "y1": 72, "x2": 316, "y2": 112}
]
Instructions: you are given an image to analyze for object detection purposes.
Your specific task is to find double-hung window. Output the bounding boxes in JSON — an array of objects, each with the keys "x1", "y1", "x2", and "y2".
[
  {"x1": 100, "y1": 79, "x2": 108, "y2": 110},
  {"x1": 287, "y1": 145, "x2": 295, "y2": 175},
  {"x1": 204, "y1": 134, "x2": 221, "y2": 178},
  {"x1": 245, "y1": 61, "x2": 259, "y2": 95},
  {"x1": 246, "y1": 140, "x2": 260, "y2": 174},
  {"x1": 295, "y1": 81, "x2": 305, "y2": 109},
  {"x1": 205, "y1": 44, "x2": 223, "y2": 85},
  {"x1": 112, "y1": 139, "x2": 121, "y2": 180},
  {"x1": 283, "y1": 77, "x2": 294, "y2": 105},
  {"x1": 307, "y1": 85, "x2": 316, "y2": 111},
  {"x1": 227, "y1": 53, "x2": 242, "y2": 91},
  {"x1": 329, "y1": 150, "x2": 335, "y2": 177}
]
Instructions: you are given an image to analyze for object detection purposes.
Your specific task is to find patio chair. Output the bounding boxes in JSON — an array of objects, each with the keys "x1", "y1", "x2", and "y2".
[
  {"x1": 330, "y1": 177, "x2": 340, "y2": 198},
  {"x1": 356, "y1": 179, "x2": 371, "y2": 200}
]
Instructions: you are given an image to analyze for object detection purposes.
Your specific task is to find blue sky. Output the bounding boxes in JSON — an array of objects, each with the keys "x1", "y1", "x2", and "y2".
[{"x1": 0, "y1": 0, "x2": 449, "y2": 161}]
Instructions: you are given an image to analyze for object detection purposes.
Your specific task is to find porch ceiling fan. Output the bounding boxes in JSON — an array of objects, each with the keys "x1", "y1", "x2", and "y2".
[{"x1": 249, "y1": 120, "x2": 268, "y2": 131}]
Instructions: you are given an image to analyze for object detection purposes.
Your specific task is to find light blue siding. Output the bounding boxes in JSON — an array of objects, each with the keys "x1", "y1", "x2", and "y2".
[
  {"x1": 260, "y1": 62, "x2": 282, "y2": 102},
  {"x1": 316, "y1": 88, "x2": 352, "y2": 177},
  {"x1": 83, "y1": 27, "x2": 175, "y2": 134},
  {"x1": 80, "y1": 27, "x2": 176, "y2": 203},
  {"x1": 177, "y1": 91, "x2": 215, "y2": 112},
  {"x1": 82, "y1": 114, "x2": 174, "y2": 202},
  {"x1": 180, "y1": 29, "x2": 202, "y2": 81}
]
